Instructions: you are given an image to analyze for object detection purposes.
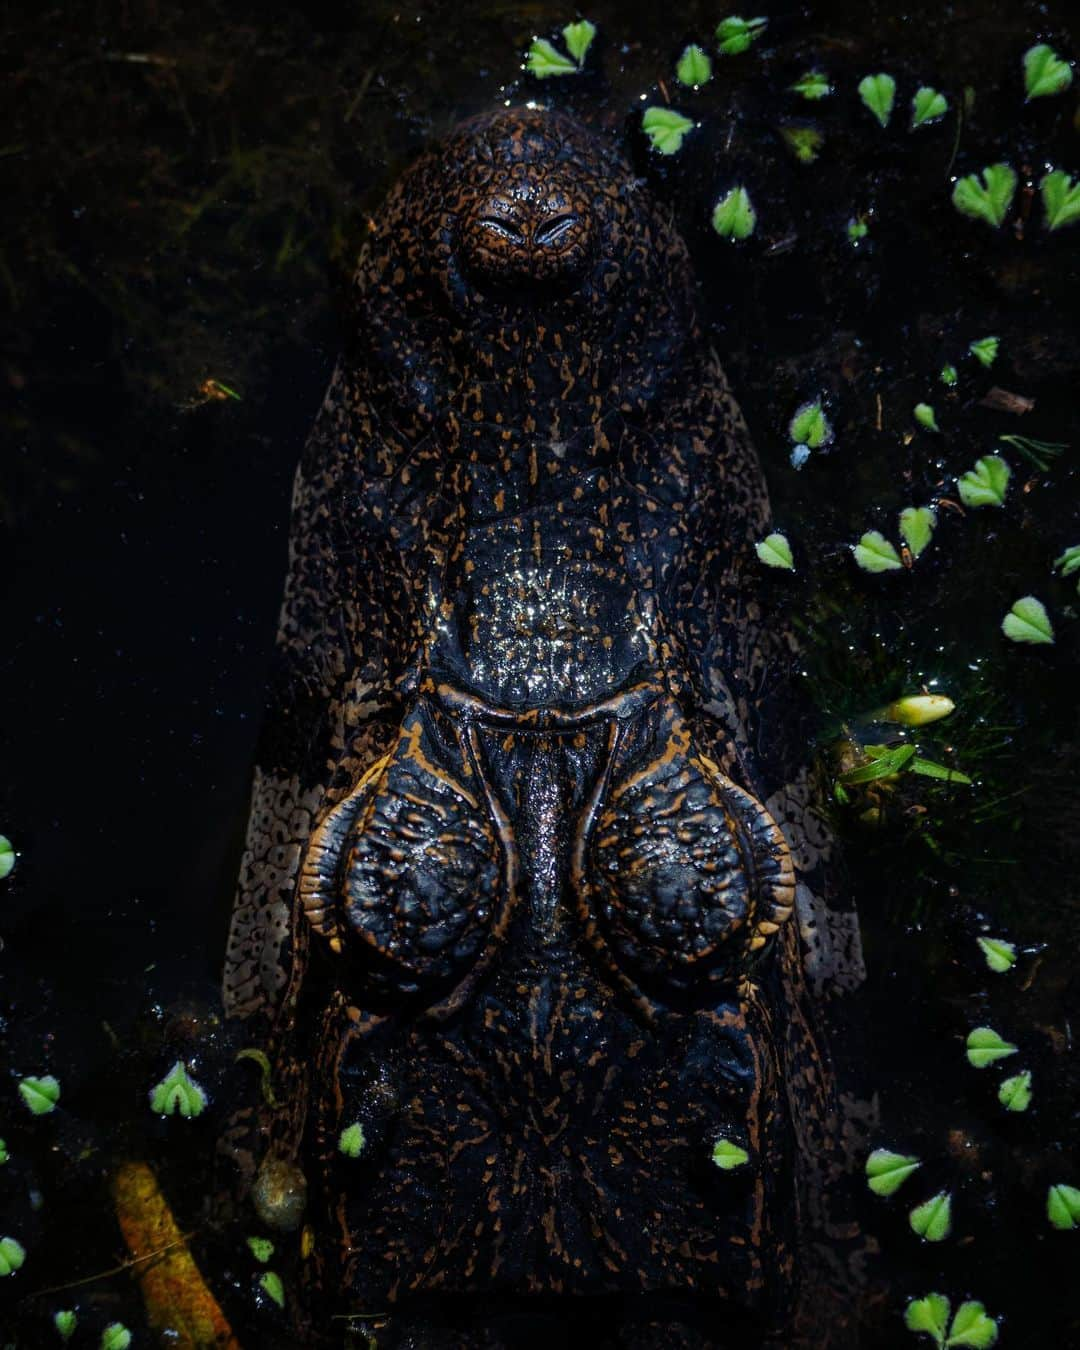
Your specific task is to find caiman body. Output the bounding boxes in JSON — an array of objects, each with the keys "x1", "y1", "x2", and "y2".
[{"x1": 222, "y1": 108, "x2": 864, "y2": 1348}]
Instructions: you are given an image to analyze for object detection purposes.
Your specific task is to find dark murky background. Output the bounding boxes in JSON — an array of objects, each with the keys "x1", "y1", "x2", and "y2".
[{"x1": 1, "y1": 1, "x2": 1078, "y2": 1345}]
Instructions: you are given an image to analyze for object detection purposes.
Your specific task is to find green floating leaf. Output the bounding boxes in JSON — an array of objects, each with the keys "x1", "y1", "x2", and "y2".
[
  {"x1": 526, "y1": 37, "x2": 579, "y2": 78},
  {"x1": 1024, "y1": 43, "x2": 1073, "y2": 100},
  {"x1": 755, "y1": 532, "x2": 794, "y2": 571},
  {"x1": 0, "y1": 1235, "x2": 26, "y2": 1276},
  {"x1": 910, "y1": 1190, "x2": 952, "y2": 1242},
  {"x1": 969, "y1": 335, "x2": 999, "y2": 367},
  {"x1": 247, "y1": 1236, "x2": 275, "y2": 1263},
  {"x1": 0, "y1": 1138, "x2": 7, "y2": 1164},
  {"x1": 899, "y1": 507, "x2": 936, "y2": 558},
  {"x1": 906, "y1": 1292, "x2": 951, "y2": 1346},
  {"x1": 149, "y1": 1060, "x2": 207, "y2": 1118},
  {"x1": 260, "y1": 1270, "x2": 286, "y2": 1309},
  {"x1": 914, "y1": 402, "x2": 939, "y2": 432},
  {"x1": 911, "y1": 86, "x2": 948, "y2": 128},
  {"x1": 1054, "y1": 544, "x2": 1080, "y2": 578},
  {"x1": 840, "y1": 744, "x2": 915, "y2": 785},
  {"x1": 880, "y1": 694, "x2": 954, "y2": 727},
  {"x1": 853, "y1": 530, "x2": 903, "y2": 574},
  {"x1": 976, "y1": 936, "x2": 1017, "y2": 973},
  {"x1": 847, "y1": 216, "x2": 869, "y2": 242},
  {"x1": 909, "y1": 757, "x2": 973, "y2": 785},
  {"x1": 561, "y1": 19, "x2": 596, "y2": 65},
  {"x1": 1001, "y1": 595, "x2": 1054, "y2": 646},
  {"x1": 966, "y1": 1026, "x2": 1017, "y2": 1068},
  {"x1": 957, "y1": 454, "x2": 1010, "y2": 508},
  {"x1": 711, "y1": 1137, "x2": 749, "y2": 1170},
  {"x1": 998, "y1": 1070, "x2": 1032, "y2": 1112},
  {"x1": 641, "y1": 106, "x2": 695, "y2": 155},
  {"x1": 940, "y1": 363, "x2": 958, "y2": 386},
  {"x1": 858, "y1": 72, "x2": 897, "y2": 127},
  {"x1": 1041, "y1": 169, "x2": 1080, "y2": 231},
  {"x1": 676, "y1": 43, "x2": 712, "y2": 87},
  {"x1": 952, "y1": 164, "x2": 1017, "y2": 228},
  {"x1": 54, "y1": 1310, "x2": 77, "y2": 1341},
  {"x1": 866, "y1": 1148, "x2": 922, "y2": 1197},
  {"x1": 716, "y1": 16, "x2": 768, "y2": 56},
  {"x1": 791, "y1": 69, "x2": 830, "y2": 100},
  {"x1": 19, "y1": 1075, "x2": 60, "y2": 1116},
  {"x1": 339, "y1": 1122, "x2": 366, "y2": 1158},
  {"x1": 948, "y1": 1302, "x2": 999, "y2": 1348},
  {"x1": 781, "y1": 124, "x2": 824, "y2": 164},
  {"x1": 0, "y1": 835, "x2": 14, "y2": 880},
  {"x1": 1047, "y1": 1182, "x2": 1080, "y2": 1230},
  {"x1": 788, "y1": 399, "x2": 832, "y2": 448},
  {"x1": 711, "y1": 186, "x2": 756, "y2": 240},
  {"x1": 101, "y1": 1323, "x2": 132, "y2": 1350}
]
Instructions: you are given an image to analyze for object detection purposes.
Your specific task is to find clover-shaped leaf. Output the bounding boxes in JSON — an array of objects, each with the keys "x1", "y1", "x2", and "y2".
[
  {"x1": 526, "y1": 38, "x2": 579, "y2": 78},
  {"x1": 1047, "y1": 1183, "x2": 1080, "y2": 1230},
  {"x1": 755, "y1": 532, "x2": 794, "y2": 571},
  {"x1": 940, "y1": 363, "x2": 958, "y2": 386},
  {"x1": 54, "y1": 1310, "x2": 77, "y2": 1341},
  {"x1": 259, "y1": 1270, "x2": 286, "y2": 1309},
  {"x1": 1024, "y1": 43, "x2": 1073, "y2": 100},
  {"x1": 339, "y1": 1122, "x2": 366, "y2": 1158},
  {"x1": 911, "y1": 86, "x2": 948, "y2": 129},
  {"x1": 859, "y1": 73, "x2": 896, "y2": 127},
  {"x1": 0, "y1": 835, "x2": 14, "y2": 880},
  {"x1": 676, "y1": 44, "x2": 712, "y2": 87},
  {"x1": 716, "y1": 16, "x2": 767, "y2": 56},
  {"x1": 976, "y1": 936, "x2": 1016, "y2": 973},
  {"x1": 791, "y1": 70, "x2": 830, "y2": 100},
  {"x1": 711, "y1": 186, "x2": 756, "y2": 240},
  {"x1": 561, "y1": 19, "x2": 596, "y2": 65},
  {"x1": 101, "y1": 1325, "x2": 132, "y2": 1350},
  {"x1": 952, "y1": 164, "x2": 1017, "y2": 228},
  {"x1": 905, "y1": 1293, "x2": 951, "y2": 1345},
  {"x1": 788, "y1": 399, "x2": 832, "y2": 448},
  {"x1": 1041, "y1": 170, "x2": 1080, "y2": 231},
  {"x1": 910, "y1": 1190, "x2": 952, "y2": 1242},
  {"x1": 899, "y1": 507, "x2": 936, "y2": 558},
  {"x1": 969, "y1": 336, "x2": 999, "y2": 367},
  {"x1": 711, "y1": 1137, "x2": 749, "y2": 1170},
  {"x1": 866, "y1": 1148, "x2": 922, "y2": 1197},
  {"x1": 0, "y1": 1235, "x2": 26, "y2": 1276},
  {"x1": 854, "y1": 531, "x2": 903, "y2": 573},
  {"x1": 906, "y1": 1294, "x2": 998, "y2": 1348},
  {"x1": 19, "y1": 1075, "x2": 60, "y2": 1115},
  {"x1": 247, "y1": 1236, "x2": 275, "y2": 1263},
  {"x1": 0, "y1": 1138, "x2": 8, "y2": 1164},
  {"x1": 998, "y1": 1070, "x2": 1032, "y2": 1112},
  {"x1": 149, "y1": 1060, "x2": 207, "y2": 1118},
  {"x1": 966, "y1": 1026, "x2": 1017, "y2": 1068},
  {"x1": 1054, "y1": 544, "x2": 1080, "y2": 578},
  {"x1": 957, "y1": 454, "x2": 1010, "y2": 508},
  {"x1": 642, "y1": 106, "x2": 695, "y2": 155},
  {"x1": 781, "y1": 124, "x2": 824, "y2": 164},
  {"x1": 1002, "y1": 595, "x2": 1054, "y2": 645},
  {"x1": 847, "y1": 216, "x2": 870, "y2": 242},
  {"x1": 914, "y1": 402, "x2": 939, "y2": 432}
]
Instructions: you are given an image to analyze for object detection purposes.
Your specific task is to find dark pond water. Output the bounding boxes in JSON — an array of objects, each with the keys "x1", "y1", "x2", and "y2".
[{"x1": 1, "y1": 0, "x2": 1078, "y2": 1345}]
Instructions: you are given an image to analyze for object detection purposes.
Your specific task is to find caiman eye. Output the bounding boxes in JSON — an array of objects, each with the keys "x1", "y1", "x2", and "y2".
[{"x1": 534, "y1": 212, "x2": 579, "y2": 247}]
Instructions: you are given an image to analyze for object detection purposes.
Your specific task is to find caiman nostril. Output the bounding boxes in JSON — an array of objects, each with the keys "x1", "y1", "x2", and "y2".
[
  {"x1": 533, "y1": 212, "x2": 580, "y2": 247},
  {"x1": 476, "y1": 215, "x2": 527, "y2": 245}
]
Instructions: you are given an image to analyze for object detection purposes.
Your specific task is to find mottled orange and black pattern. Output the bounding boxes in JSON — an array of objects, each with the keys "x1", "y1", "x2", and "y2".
[{"x1": 220, "y1": 109, "x2": 868, "y2": 1349}]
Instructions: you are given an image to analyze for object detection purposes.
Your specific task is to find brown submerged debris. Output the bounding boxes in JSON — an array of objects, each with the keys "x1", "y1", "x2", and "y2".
[{"x1": 980, "y1": 386, "x2": 1036, "y2": 415}]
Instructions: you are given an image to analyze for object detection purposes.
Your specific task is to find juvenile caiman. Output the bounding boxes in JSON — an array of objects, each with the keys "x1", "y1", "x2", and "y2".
[{"x1": 220, "y1": 106, "x2": 869, "y2": 1349}]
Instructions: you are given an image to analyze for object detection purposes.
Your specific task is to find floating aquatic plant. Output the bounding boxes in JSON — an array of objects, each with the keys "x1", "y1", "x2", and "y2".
[
  {"x1": 54, "y1": 1310, "x2": 77, "y2": 1341},
  {"x1": 1040, "y1": 170, "x2": 1080, "y2": 231},
  {"x1": 247, "y1": 1236, "x2": 274, "y2": 1263},
  {"x1": 911, "y1": 86, "x2": 948, "y2": 128},
  {"x1": 966, "y1": 1026, "x2": 1017, "y2": 1068},
  {"x1": 339, "y1": 1122, "x2": 366, "y2": 1158},
  {"x1": 853, "y1": 531, "x2": 903, "y2": 574},
  {"x1": 755, "y1": 532, "x2": 794, "y2": 571},
  {"x1": 909, "y1": 1190, "x2": 952, "y2": 1242},
  {"x1": 642, "y1": 106, "x2": 695, "y2": 155},
  {"x1": 0, "y1": 1235, "x2": 26, "y2": 1276},
  {"x1": 788, "y1": 399, "x2": 832, "y2": 449},
  {"x1": 715, "y1": 16, "x2": 767, "y2": 56},
  {"x1": 899, "y1": 507, "x2": 936, "y2": 558},
  {"x1": 997, "y1": 433, "x2": 1067, "y2": 471},
  {"x1": 19, "y1": 1075, "x2": 60, "y2": 1115},
  {"x1": 976, "y1": 936, "x2": 1017, "y2": 973},
  {"x1": 866, "y1": 1148, "x2": 922, "y2": 1197},
  {"x1": 858, "y1": 73, "x2": 896, "y2": 127},
  {"x1": 998, "y1": 1070, "x2": 1031, "y2": 1112},
  {"x1": 791, "y1": 70, "x2": 830, "y2": 100},
  {"x1": 1054, "y1": 545, "x2": 1080, "y2": 578},
  {"x1": 149, "y1": 1061, "x2": 207, "y2": 1118},
  {"x1": 260, "y1": 1270, "x2": 286, "y2": 1309},
  {"x1": 969, "y1": 336, "x2": 999, "y2": 367},
  {"x1": 526, "y1": 38, "x2": 579, "y2": 78},
  {"x1": 1047, "y1": 1183, "x2": 1080, "y2": 1230},
  {"x1": 940, "y1": 363, "x2": 958, "y2": 386},
  {"x1": 561, "y1": 19, "x2": 596, "y2": 65},
  {"x1": 952, "y1": 165, "x2": 1017, "y2": 228},
  {"x1": 676, "y1": 44, "x2": 712, "y2": 86},
  {"x1": 905, "y1": 1294, "x2": 998, "y2": 1348},
  {"x1": 0, "y1": 835, "x2": 13, "y2": 880},
  {"x1": 1023, "y1": 43, "x2": 1073, "y2": 100},
  {"x1": 1001, "y1": 596, "x2": 1054, "y2": 645},
  {"x1": 0, "y1": 1138, "x2": 8, "y2": 1164},
  {"x1": 914, "y1": 403, "x2": 939, "y2": 432},
  {"x1": 101, "y1": 1326, "x2": 132, "y2": 1350},
  {"x1": 847, "y1": 216, "x2": 869, "y2": 242},
  {"x1": 781, "y1": 125, "x2": 824, "y2": 164},
  {"x1": 957, "y1": 455, "x2": 1010, "y2": 508},
  {"x1": 711, "y1": 1137, "x2": 749, "y2": 1169},
  {"x1": 711, "y1": 187, "x2": 756, "y2": 240}
]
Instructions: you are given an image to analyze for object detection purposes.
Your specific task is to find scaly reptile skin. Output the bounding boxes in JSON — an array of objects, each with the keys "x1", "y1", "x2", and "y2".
[{"x1": 220, "y1": 108, "x2": 867, "y2": 1349}]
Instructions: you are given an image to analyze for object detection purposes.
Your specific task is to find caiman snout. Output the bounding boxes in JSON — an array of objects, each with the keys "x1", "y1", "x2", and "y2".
[{"x1": 460, "y1": 175, "x2": 595, "y2": 290}]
